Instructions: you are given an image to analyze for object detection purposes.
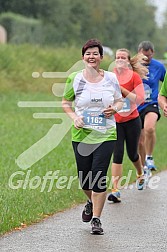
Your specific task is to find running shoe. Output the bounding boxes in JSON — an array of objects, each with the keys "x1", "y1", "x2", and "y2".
[
  {"x1": 91, "y1": 218, "x2": 104, "y2": 235},
  {"x1": 136, "y1": 173, "x2": 145, "y2": 190},
  {"x1": 107, "y1": 189, "x2": 121, "y2": 203},
  {"x1": 144, "y1": 166, "x2": 152, "y2": 178},
  {"x1": 82, "y1": 200, "x2": 93, "y2": 222},
  {"x1": 145, "y1": 157, "x2": 157, "y2": 171},
  {"x1": 144, "y1": 166, "x2": 152, "y2": 186}
]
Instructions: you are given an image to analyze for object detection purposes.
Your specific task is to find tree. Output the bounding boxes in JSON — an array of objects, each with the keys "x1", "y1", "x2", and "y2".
[{"x1": 1, "y1": 0, "x2": 167, "y2": 55}]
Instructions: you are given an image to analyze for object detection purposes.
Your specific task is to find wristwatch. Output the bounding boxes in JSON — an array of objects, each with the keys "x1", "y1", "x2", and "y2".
[{"x1": 113, "y1": 105, "x2": 119, "y2": 112}]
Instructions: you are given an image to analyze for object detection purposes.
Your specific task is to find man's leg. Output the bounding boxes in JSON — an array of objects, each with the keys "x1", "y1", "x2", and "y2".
[
  {"x1": 144, "y1": 112, "x2": 158, "y2": 155},
  {"x1": 144, "y1": 112, "x2": 158, "y2": 170}
]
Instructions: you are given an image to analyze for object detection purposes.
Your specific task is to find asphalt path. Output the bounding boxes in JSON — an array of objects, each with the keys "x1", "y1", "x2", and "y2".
[{"x1": 0, "y1": 171, "x2": 167, "y2": 252}]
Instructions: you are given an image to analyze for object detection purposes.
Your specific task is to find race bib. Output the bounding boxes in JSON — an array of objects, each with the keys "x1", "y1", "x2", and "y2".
[
  {"x1": 119, "y1": 98, "x2": 131, "y2": 112},
  {"x1": 83, "y1": 110, "x2": 106, "y2": 130},
  {"x1": 144, "y1": 85, "x2": 152, "y2": 102}
]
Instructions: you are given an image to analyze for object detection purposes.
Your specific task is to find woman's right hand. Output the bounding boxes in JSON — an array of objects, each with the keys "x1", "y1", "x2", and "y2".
[{"x1": 74, "y1": 116, "x2": 84, "y2": 129}]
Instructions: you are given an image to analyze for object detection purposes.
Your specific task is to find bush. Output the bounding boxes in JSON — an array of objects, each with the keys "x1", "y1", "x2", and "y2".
[{"x1": 0, "y1": 12, "x2": 43, "y2": 44}]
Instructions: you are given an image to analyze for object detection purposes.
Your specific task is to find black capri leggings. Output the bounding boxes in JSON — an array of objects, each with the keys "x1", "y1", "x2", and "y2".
[
  {"x1": 113, "y1": 117, "x2": 141, "y2": 164},
  {"x1": 72, "y1": 141, "x2": 115, "y2": 192}
]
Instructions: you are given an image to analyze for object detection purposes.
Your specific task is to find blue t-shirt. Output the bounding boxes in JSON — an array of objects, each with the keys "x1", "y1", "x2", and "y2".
[{"x1": 137, "y1": 58, "x2": 166, "y2": 112}]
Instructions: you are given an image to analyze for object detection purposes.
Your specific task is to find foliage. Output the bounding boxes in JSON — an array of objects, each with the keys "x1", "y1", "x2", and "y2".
[
  {"x1": 0, "y1": 12, "x2": 43, "y2": 44},
  {"x1": 0, "y1": 0, "x2": 167, "y2": 55}
]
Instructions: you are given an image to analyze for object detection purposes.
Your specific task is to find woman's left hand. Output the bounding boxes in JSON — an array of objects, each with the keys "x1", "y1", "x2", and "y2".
[{"x1": 103, "y1": 105, "x2": 117, "y2": 118}]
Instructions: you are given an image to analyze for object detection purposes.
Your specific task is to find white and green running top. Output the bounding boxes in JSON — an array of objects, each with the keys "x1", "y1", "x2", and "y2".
[
  {"x1": 63, "y1": 70, "x2": 122, "y2": 144},
  {"x1": 159, "y1": 73, "x2": 167, "y2": 97}
]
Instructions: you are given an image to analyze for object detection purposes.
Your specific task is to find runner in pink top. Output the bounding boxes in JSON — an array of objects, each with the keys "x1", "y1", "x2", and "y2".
[{"x1": 108, "y1": 48, "x2": 148, "y2": 203}]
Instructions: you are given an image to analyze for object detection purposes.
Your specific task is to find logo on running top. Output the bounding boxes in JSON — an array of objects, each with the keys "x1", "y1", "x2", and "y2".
[{"x1": 91, "y1": 98, "x2": 103, "y2": 103}]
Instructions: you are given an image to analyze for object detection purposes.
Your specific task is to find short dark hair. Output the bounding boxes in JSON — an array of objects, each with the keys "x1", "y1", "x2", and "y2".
[
  {"x1": 82, "y1": 38, "x2": 103, "y2": 56},
  {"x1": 138, "y1": 41, "x2": 154, "y2": 52}
]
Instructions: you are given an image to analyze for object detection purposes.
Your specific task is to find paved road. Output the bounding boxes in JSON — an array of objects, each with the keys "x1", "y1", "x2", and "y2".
[{"x1": 0, "y1": 171, "x2": 167, "y2": 252}]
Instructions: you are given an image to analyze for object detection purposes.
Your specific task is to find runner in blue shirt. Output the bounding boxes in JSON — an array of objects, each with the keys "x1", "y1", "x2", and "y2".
[{"x1": 137, "y1": 41, "x2": 166, "y2": 171}]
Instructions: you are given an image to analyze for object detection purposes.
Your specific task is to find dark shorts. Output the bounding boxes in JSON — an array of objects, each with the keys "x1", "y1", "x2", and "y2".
[
  {"x1": 72, "y1": 141, "x2": 115, "y2": 192},
  {"x1": 139, "y1": 103, "x2": 161, "y2": 129}
]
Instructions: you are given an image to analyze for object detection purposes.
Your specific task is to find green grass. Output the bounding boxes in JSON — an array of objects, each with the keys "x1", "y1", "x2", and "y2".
[
  {"x1": 0, "y1": 43, "x2": 112, "y2": 93},
  {"x1": 0, "y1": 44, "x2": 166, "y2": 236},
  {"x1": 0, "y1": 90, "x2": 86, "y2": 235}
]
